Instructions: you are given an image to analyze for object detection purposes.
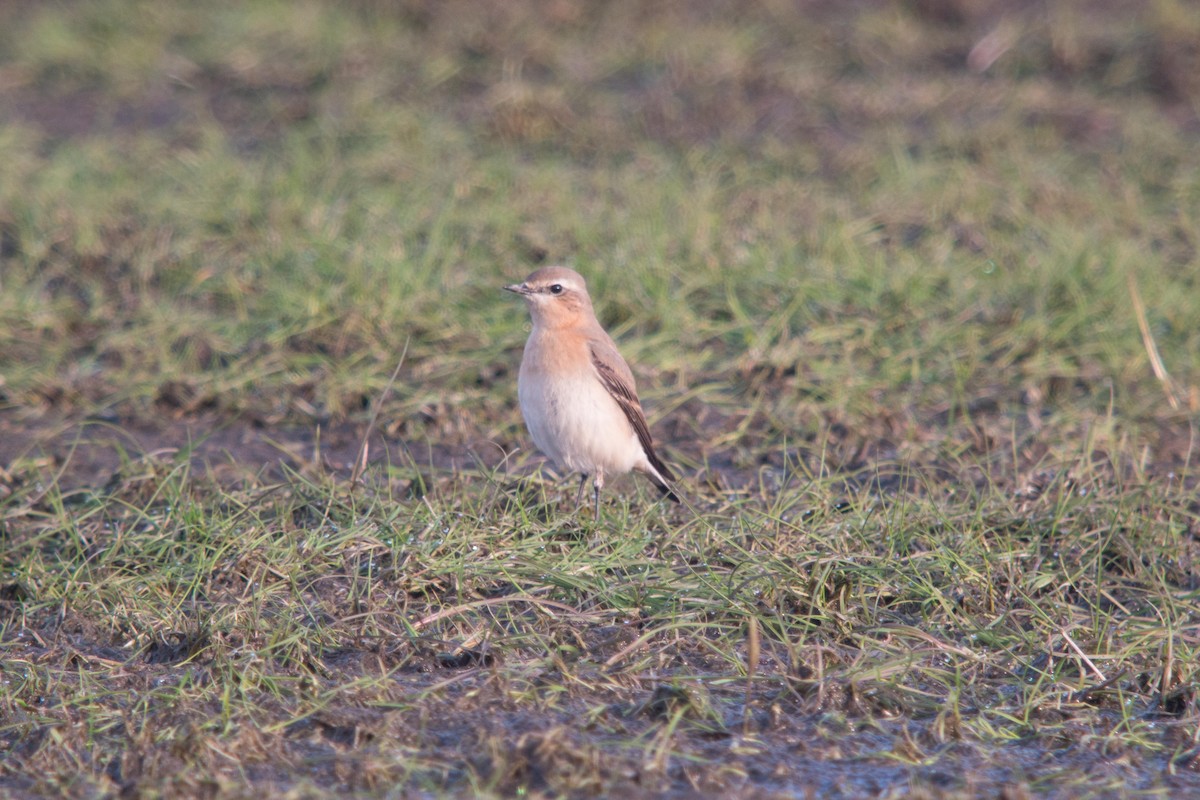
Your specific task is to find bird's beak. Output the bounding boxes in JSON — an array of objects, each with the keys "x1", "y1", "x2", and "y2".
[{"x1": 504, "y1": 282, "x2": 531, "y2": 296}]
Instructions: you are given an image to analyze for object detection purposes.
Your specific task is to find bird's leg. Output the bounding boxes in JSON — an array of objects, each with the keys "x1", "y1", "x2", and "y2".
[
  {"x1": 592, "y1": 470, "x2": 605, "y2": 521},
  {"x1": 575, "y1": 474, "x2": 589, "y2": 510}
]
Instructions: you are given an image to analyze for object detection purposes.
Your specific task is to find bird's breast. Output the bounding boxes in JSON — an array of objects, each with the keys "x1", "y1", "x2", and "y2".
[{"x1": 517, "y1": 331, "x2": 639, "y2": 475}]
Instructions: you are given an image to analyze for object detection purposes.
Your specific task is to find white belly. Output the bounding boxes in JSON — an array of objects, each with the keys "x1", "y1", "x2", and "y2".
[{"x1": 518, "y1": 359, "x2": 641, "y2": 477}]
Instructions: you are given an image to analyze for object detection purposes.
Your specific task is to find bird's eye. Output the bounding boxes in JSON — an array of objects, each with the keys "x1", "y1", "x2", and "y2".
[{"x1": 549, "y1": 284, "x2": 564, "y2": 295}]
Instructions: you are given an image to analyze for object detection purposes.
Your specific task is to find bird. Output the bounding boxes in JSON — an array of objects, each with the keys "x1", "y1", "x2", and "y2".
[{"x1": 505, "y1": 266, "x2": 679, "y2": 520}]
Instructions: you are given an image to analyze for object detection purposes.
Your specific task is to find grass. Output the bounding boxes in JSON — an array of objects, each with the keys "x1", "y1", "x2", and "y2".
[{"x1": 2, "y1": 0, "x2": 1199, "y2": 797}]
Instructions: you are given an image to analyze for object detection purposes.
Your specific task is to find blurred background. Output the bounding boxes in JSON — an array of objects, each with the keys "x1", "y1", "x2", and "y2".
[{"x1": 0, "y1": 0, "x2": 1197, "y2": 478}]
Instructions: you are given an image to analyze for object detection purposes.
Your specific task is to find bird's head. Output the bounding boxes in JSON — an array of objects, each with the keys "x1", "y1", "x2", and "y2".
[{"x1": 504, "y1": 266, "x2": 594, "y2": 329}]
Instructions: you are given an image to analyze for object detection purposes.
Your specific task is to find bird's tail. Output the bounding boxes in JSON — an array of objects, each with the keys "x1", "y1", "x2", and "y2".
[{"x1": 643, "y1": 452, "x2": 681, "y2": 503}]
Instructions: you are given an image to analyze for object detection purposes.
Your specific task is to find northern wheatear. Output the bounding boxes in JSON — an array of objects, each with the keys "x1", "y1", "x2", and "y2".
[{"x1": 505, "y1": 266, "x2": 679, "y2": 519}]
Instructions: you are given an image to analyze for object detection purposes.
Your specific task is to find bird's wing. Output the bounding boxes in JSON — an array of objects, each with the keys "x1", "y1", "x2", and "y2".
[{"x1": 587, "y1": 337, "x2": 677, "y2": 489}]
